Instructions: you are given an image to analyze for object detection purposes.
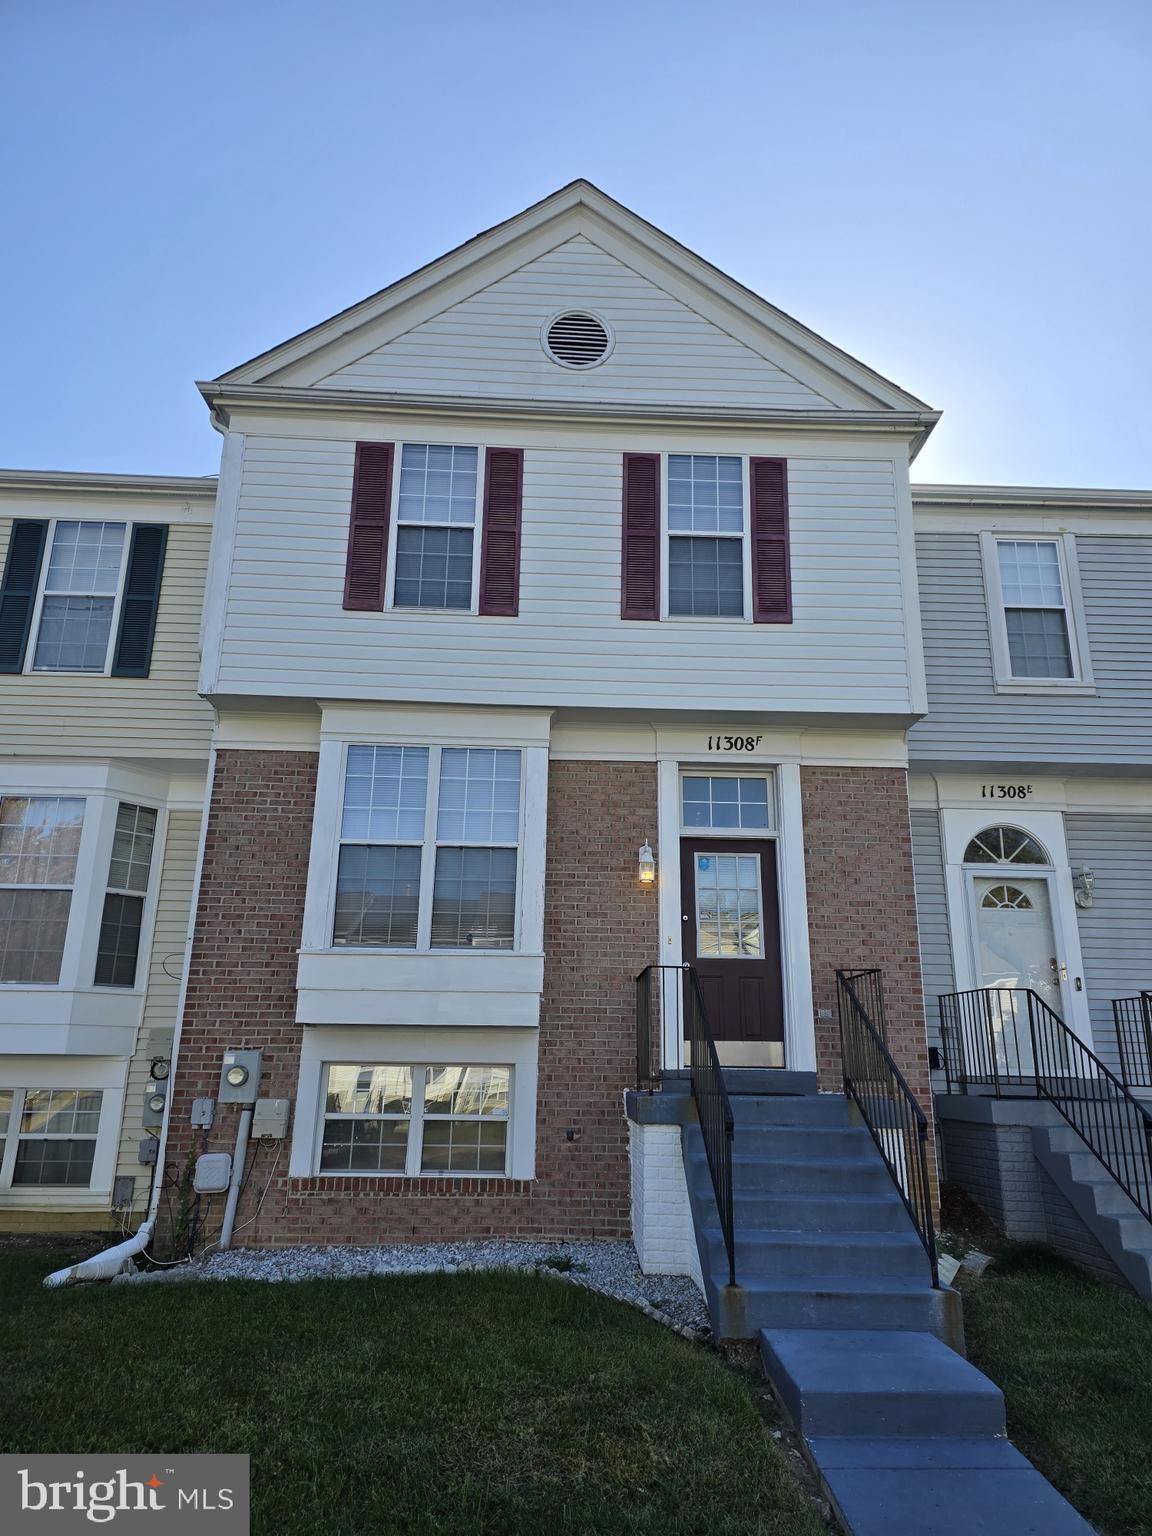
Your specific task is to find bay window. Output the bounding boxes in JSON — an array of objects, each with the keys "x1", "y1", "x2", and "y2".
[
  {"x1": 319, "y1": 1063, "x2": 510, "y2": 1176},
  {"x1": 333, "y1": 745, "x2": 521, "y2": 951}
]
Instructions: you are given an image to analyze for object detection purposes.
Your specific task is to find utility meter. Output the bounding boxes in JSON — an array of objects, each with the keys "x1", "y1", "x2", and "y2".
[
  {"x1": 142, "y1": 1079, "x2": 167, "y2": 1129},
  {"x1": 218, "y1": 1049, "x2": 263, "y2": 1105}
]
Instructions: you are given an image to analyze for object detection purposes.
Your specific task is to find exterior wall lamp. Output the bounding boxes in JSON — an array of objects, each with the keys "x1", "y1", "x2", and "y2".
[
  {"x1": 638, "y1": 841, "x2": 657, "y2": 885},
  {"x1": 1074, "y1": 866, "x2": 1095, "y2": 908}
]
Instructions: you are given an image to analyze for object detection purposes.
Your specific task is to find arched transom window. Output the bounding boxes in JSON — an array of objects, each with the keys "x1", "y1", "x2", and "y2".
[
  {"x1": 980, "y1": 883, "x2": 1034, "y2": 910},
  {"x1": 963, "y1": 826, "x2": 1049, "y2": 865}
]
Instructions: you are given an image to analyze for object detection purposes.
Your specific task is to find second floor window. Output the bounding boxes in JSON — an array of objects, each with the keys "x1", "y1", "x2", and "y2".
[
  {"x1": 996, "y1": 539, "x2": 1076, "y2": 679},
  {"x1": 333, "y1": 745, "x2": 521, "y2": 951},
  {"x1": 0, "y1": 796, "x2": 84, "y2": 984},
  {"x1": 32, "y1": 521, "x2": 127, "y2": 672},
  {"x1": 393, "y1": 444, "x2": 480, "y2": 610},
  {"x1": 667, "y1": 455, "x2": 749, "y2": 617}
]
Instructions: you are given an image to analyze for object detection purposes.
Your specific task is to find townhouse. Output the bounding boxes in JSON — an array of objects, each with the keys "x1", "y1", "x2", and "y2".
[
  {"x1": 4, "y1": 184, "x2": 1149, "y2": 1293},
  {"x1": 0, "y1": 471, "x2": 214, "y2": 1231}
]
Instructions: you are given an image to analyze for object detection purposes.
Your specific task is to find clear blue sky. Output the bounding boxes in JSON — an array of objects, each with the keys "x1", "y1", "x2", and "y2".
[{"x1": 2, "y1": 0, "x2": 1149, "y2": 486}]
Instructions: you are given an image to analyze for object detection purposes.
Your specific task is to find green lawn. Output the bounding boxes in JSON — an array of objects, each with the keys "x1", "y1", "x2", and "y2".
[
  {"x1": 958, "y1": 1244, "x2": 1152, "y2": 1536},
  {"x1": 0, "y1": 1249, "x2": 825, "y2": 1536}
]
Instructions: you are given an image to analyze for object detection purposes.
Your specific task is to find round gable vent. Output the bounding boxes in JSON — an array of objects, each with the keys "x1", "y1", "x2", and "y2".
[{"x1": 543, "y1": 311, "x2": 612, "y2": 369}]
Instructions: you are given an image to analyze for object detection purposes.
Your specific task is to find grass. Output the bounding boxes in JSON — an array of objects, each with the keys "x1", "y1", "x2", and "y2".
[
  {"x1": 958, "y1": 1242, "x2": 1152, "y2": 1536},
  {"x1": 0, "y1": 1248, "x2": 825, "y2": 1536}
]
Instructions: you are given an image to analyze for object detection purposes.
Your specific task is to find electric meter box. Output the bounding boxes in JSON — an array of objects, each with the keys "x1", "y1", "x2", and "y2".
[
  {"x1": 252, "y1": 1098, "x2": 291, "y2": 1139},
  {"x1": 193, "y1": 1151, "x2": 233, "y2": 1194},
  {"x1": 218, "y1": 1049, "x2": 263, "y2": 1104},
  {"x1": 142, "y1": 1078, "x2": 167, "y2": 1129}
]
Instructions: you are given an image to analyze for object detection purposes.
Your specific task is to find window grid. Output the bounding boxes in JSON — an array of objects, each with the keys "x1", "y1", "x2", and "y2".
[
  {"x1": 694, "y1": 852, "x2": 764, "y2": 958},
  {"x1": 318, "y1": 1064, "x2": 509, "y2": 1177},
  {"x1": 333, "y1": 745, "x2": 521, "y2": 952},
  {"x1": 0, "y1": 1087, "x2": 103, "y2": 1190},
  {"x1": 31, "y1": 521, "x2": 128, "y2": 673},
  {"x1": 681, "y1": 775, "x2": 772, "y2": 831},
  {"x1": 665, "y1": 455, "x2": 747, "y2": 619},
  {"x1": 0, "y1": 797, "x2": 84, "y2": 985},
  {"x1": 995, "y1": 539, "x2": 1076, "y2": 680},
  {"x1": 392, "y1": 444, "x2": 481, "y2": 611}
]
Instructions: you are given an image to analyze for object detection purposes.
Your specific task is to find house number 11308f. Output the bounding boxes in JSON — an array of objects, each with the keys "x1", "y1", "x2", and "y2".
[{"x1": 708, "y1": 735, "x2": 764, "y2": 751}]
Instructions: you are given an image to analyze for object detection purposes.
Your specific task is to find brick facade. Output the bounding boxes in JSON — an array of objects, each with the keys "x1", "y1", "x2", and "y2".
[{"x1": 165, "y1": 751, "x2": 659, "y2": 1248}]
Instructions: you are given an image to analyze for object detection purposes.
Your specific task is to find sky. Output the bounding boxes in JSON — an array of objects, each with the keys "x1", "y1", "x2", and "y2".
[{"x1": 1, "y1": 0, "x2": 1149, "y2": 487}]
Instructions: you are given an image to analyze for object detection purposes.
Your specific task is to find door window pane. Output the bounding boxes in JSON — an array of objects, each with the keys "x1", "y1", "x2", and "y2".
[
  {"x1": 333, "y1": 845, "x2": 422, "y2": 946},
  {"x1": 668, "y1": 537, "x2": 744, "y2": 617},
  {"x1": 436, "y1": 749, "x2": 521, "y2": 842},
  {"x1": 695, "y1": 852, "x2": 763, "y2": 957},
  {"x1": 682, "y1": 776, "x2": 770, "y2": 830},
  {"x1": 431, "y1": 848, "x2": 517, "y2": 948}
]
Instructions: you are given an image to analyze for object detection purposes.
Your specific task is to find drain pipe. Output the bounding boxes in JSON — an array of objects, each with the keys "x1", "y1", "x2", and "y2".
[
  {"x1": 44, "y1": 750, "x2": 218, "y2": 1288},
  {"x1": 217, "y1": 1104, "x2": 253, "y2": 1251}
]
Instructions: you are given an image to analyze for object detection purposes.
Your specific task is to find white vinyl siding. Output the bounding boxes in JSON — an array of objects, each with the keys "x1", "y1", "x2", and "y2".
[
  {"x1": 909, "y1": 806, "x2": 956, "y2": 1069},
  {"x1": 215, "y1": 435, "x2": 914, "y2": 713},
  {"x1": 0, "y1": 518, "x2": 214, "y2": 761},
  {"x1": 315, "y1": 236, "x2": 835, "y2": 409}
]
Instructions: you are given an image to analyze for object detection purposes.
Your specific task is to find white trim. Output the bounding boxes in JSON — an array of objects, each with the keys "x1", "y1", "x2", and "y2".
[
  {"x1": 911, "y1": 773, "x2": 1152, "y2": 816},
  {"x1": 939, "y1": 806, "x2": 1092, "y2": 1047},
  {"x1": 288, "y1": 1025, "x2": 538, "y2": 1180},
  {"x1": 653, "y1": 756, "x2": 815, "y2": 1073},
  {"x1": 199, "y1": 431, "x2": 245, "y2": 683},
  {"x1": 980, "y1": 531, "x2": 1094, "y2": 693},
  {"x1": 893, "y1": 451, "x2": 929, "y2": 715}
]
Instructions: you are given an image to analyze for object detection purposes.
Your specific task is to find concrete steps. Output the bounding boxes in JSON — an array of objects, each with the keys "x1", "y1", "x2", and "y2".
[
  {"x1": 678, "y1": 1088, "x2": 1094, "y2": 1533},
  {"x1": 1031, "y1": 1120, "x2": 1152, "y2": 1299}
]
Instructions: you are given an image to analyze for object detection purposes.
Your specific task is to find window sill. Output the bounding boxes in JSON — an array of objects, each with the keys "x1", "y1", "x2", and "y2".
[{"x1": 992, "y1": 679, "x2": 1097, "y2": 696}]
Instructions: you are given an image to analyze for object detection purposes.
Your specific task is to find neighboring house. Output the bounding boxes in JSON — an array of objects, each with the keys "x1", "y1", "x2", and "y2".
[
  {"x1": 158, "y1": 180, "x2": 941, "y2": 1250},
  {"x1": 909, "y1": 483, "x2": 1152, "y2": 1081},
  {"x1": 0, "y1": 471, "x2": 215, "y2": 1231}
]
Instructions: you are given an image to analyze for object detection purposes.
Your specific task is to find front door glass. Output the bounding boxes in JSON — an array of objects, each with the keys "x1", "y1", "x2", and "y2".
[{"x1": 695, "y1": 852, "x2": 762, "y2": 957}]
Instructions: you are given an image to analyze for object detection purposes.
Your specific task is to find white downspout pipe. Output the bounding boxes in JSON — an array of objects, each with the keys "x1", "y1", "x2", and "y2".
[{"x1": 45, "y1": 749, "x2": 219, "y2": 1288}]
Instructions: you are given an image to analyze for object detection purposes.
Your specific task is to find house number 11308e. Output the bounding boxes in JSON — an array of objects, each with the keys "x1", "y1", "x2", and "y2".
[
  {"x1": 708, "y1": 735, "x2": 764, "y2": 751},
  {"x1": 981, "y1": 784, "x2": 1034, "y2": 800}
]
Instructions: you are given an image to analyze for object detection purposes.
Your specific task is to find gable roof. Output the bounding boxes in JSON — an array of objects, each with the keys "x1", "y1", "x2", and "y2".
[{"x1": 211, "y1": 180, "x2": 935, "y2": 422}]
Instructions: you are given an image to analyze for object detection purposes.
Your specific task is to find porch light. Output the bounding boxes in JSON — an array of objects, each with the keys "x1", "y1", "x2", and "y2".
[
  {"x1": 1074, "y1": 866, "x2": 1095, "y2": 908},
  {"x1": 638, "y1": 841, "x2": 657, "y2": 885}
]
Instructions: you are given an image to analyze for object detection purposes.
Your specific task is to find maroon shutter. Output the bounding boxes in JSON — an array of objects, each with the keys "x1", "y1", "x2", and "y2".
[
  {"x1": 478, "y1": 448, "x2": 523, "y2": 617},
  {"x1": 750, "y1": 457, "x2": 792, "y2": 623},
  {"x1": 621, "y1": 453, "x2": 661, "y2": 619},
  {"x1": 343, "y1": 442, "x2": 394, "y2": 611}
]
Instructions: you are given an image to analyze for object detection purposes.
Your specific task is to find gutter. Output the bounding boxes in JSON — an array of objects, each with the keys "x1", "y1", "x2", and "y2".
[{"x1": 44, "y1": 749, "x2": 219, "y2": 1288}]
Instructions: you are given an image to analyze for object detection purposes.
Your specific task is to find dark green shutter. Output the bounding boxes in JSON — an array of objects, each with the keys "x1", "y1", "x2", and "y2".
[
  {"x1": 0, "y1": 520, "x2": 48, "y2": 672},
  {"x1": 111, "y1": 524, "x2": 168, "y2": 677}
]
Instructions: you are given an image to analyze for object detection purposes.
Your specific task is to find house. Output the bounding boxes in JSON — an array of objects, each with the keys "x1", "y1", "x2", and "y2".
[
  {"x1": 909, "y1": 483, "x2": 1152, "y2": 1291},
  {"x1": 0, "y1": 470, "x2": 214, "y2": 1231},
  {"x1": 153, "y1": 180, "x2": 941, "y2": 1259}
]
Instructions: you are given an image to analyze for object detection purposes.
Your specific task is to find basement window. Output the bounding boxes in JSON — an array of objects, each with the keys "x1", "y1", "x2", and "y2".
[{"x1": 318, "y1": 1064, "x2": 510, "y2": 1176}]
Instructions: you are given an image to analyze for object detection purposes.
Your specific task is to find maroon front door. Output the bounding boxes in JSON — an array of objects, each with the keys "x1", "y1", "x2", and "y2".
[{"x1": 680, "y1": 838, "x2": 784, "y2": 1053}]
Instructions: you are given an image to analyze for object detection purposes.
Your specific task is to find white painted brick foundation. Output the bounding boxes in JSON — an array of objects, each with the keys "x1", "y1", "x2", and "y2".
[{"x1": 628, "y1": 1117, "x2": 704, "y2": 1291}]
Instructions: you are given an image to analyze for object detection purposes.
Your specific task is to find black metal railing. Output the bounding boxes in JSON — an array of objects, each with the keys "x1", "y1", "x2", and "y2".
[
  {"x1": 838, "y1": 969, "x2": 939, "y2": 1286},
  {"x1": 940, "y1": 987, "x2": 1152, "y2": 1223},
  {"x1": 1113, "y1": 992, "x2": 1152, "y2": 1090},
  {"x1": 634, "y1": 963, "x2": 736, "y2": 1287}
]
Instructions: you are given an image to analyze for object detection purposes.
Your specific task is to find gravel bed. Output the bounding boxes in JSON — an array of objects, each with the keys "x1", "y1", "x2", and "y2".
[{"x1": 193, "y1": 1240, "x2": 710, "y2": 1335}]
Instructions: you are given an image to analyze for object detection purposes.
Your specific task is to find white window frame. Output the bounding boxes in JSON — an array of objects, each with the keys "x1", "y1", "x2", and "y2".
[
  {"x1": 315, "y1": 1061, "x2": 512, "y2": 1179},
  {"x1": 24, "y1": 517, "x2": 132, "y2": 676},
  {"x1": 981, "y1": 531, "x2": 1094, "y2": 693},
  {"x1": 330, "y1": 743, "x2": 525, "y2": 954},
  {"x1": 660, "y1": 454, "x2": 754, "y2": 624},
  {"x1": 0, "y1": 1085, "x2": 114, "y2": 1194},
  {"x1": 0, "y1": 778, "x2": 166, "y2": 994},
  {"x1": 384, "y1": 442, "x2": 485, "y2": 616}
]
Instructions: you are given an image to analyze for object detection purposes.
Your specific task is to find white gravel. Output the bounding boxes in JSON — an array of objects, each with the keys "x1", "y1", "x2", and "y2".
[{"x1": 193, "y1": 1240, "x2": 710, "y2": 1336}]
